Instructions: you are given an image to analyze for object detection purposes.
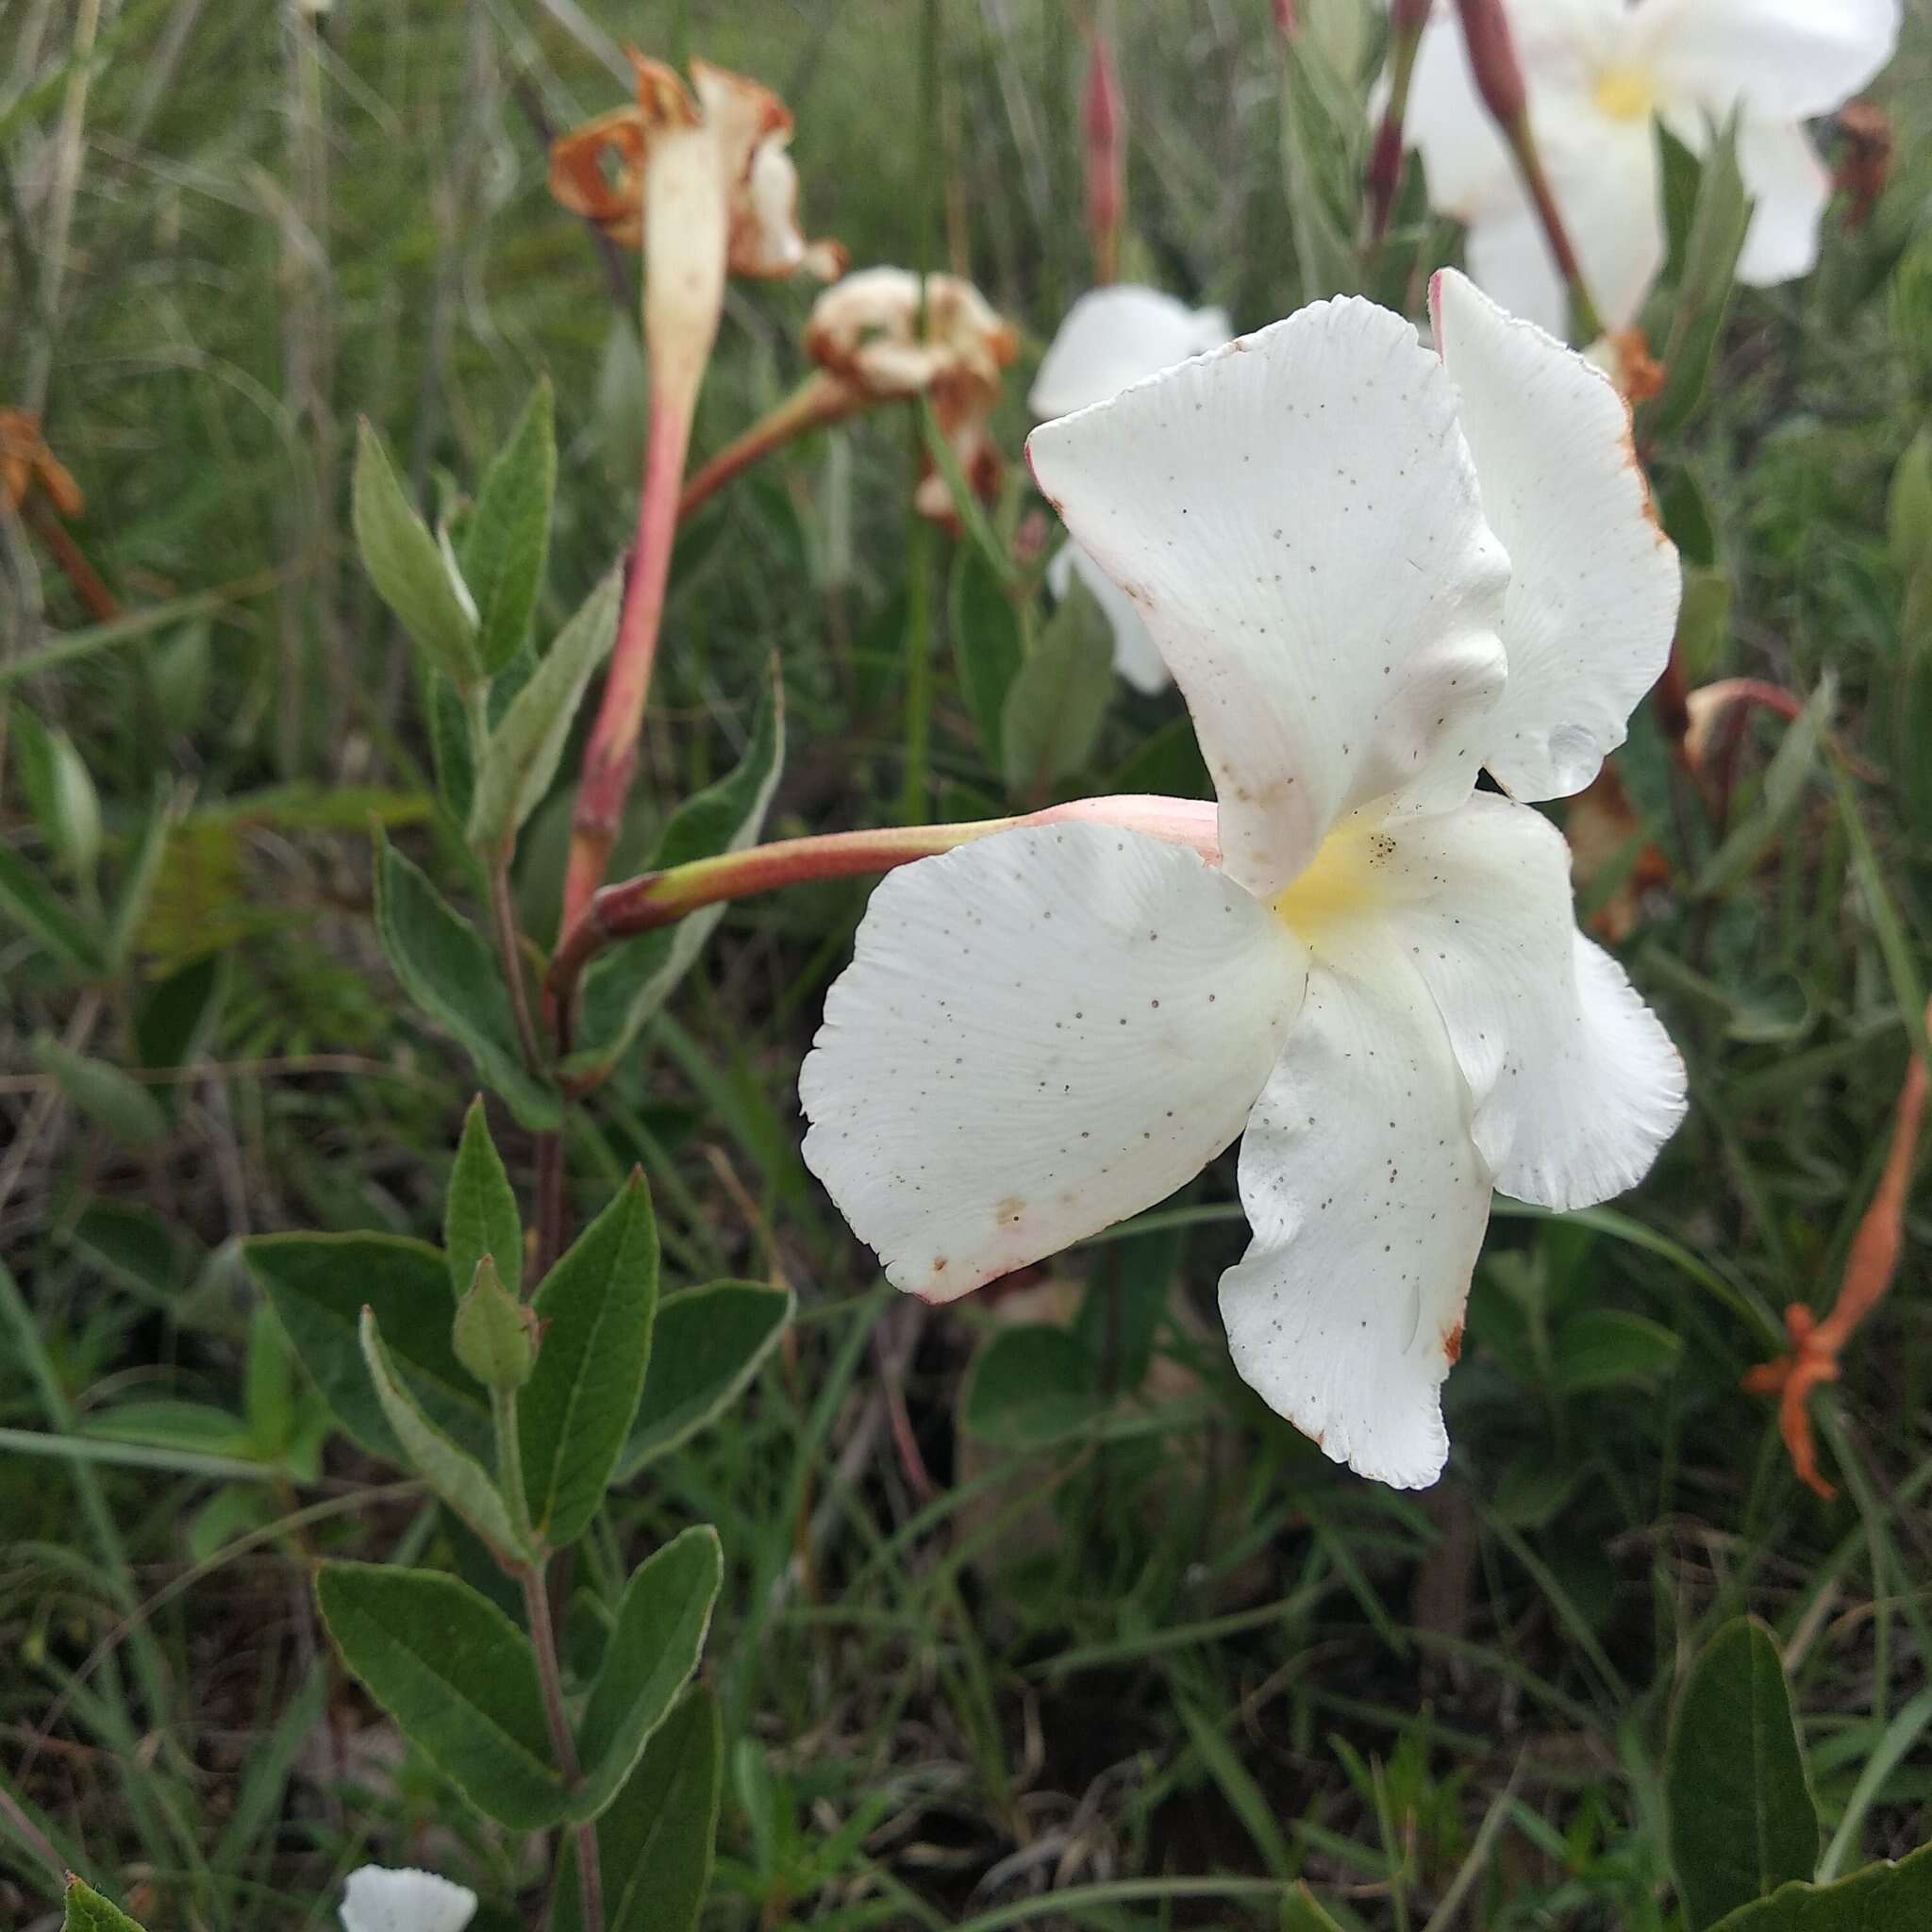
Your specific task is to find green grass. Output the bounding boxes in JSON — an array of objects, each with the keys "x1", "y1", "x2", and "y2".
[{"x1": 5, "y1": 0, "x2": 1932, "y2": 1926}]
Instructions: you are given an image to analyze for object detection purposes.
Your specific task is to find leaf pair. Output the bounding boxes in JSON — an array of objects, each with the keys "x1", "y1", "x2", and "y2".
[
  {"x1": 1667, "y1": 1616, "x2": 1932, "y2": 1930},
  {"x1": 318, "y1": 1526, "x2": 720, "y2": 1832}
]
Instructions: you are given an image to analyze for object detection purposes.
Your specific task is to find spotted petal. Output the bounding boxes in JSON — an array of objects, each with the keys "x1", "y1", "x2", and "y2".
[
  {"x1": 800, "y1": 823, "x2": 1307, "y2": 1300},
  {"x1": 1029, "y1": 285, "x2": 1232, "y2": 421},
  {"x1": 340, "y1": 1868, "x2": 477, "y2": 1932},
  {"x1": 1027, "y1": 298, "x2": 1510, "y2": 899},
  {"x1": 1431, "y1": 268, "x2": 1679, "y2": 801},
  {"x1": 1352, "y1": 792, "x2": 1686, "y2": 1209},
  {"x1": 1219, "y1": 948, "x2": 1492, "y2": 1490}
]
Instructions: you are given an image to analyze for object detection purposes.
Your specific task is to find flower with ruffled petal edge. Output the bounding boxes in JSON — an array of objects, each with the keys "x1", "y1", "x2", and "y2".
[
  {"x1": 549, "y1": 53, "x2": 843, "y2": 283},
  {"x1": 1028, "y1": 287, "x2": 1233, "y2": 692},
  {"x1": 805, "y1": 267, "x2": 1019, "y2": 524},
  {"x1": 1403, "y1": 0, "x2": 1900, "y2": 335},
  {"x1": 800, "y1": 271, "x2": 1686, "y2": 1490},
  {"x1": 339, "y1": 1866, "x2": 477, "y2": 1932}
]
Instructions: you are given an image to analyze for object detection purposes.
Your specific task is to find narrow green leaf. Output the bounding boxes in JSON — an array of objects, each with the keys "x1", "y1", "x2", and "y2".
[
  {"x1": 1551, "y1": 1308, "x2": 1684, "y2": 1394},
  {"x1": 617, "y1": 1281, "x2": 792, "y2": 1479},
  {"x1": 950, "y1": 544, "x2": 1024, "y2": 768},
  {"x1": 466, "y1": 566, "x2": 621, "y2": 858},
  {"x1": 107, "y1": 786, "x2": 177, "y2": 970},
  {"x1": 134, "y1": 954, "x2": 229, "y2": 1072},
  {"x1": 31, "y1": 1033, "x2": 168, "y2": 1147},
  {"x1": 62, "y1": 1876, "x2": 146, "y2": 1932},
  {"x1": 1646, "y1": 115, "x2": 1752, "y2": 441},
  {"x1": 1667, "y1": 1617, "x2": 1818, "y2": 1930},
  {"x1": 1887, "y1": 429, "x2": 1932, "y2": 581},
  {"x1": 960, "y1": 1325, "x2": 1104, "y2": 1448},
  {"x1": 1695, "y1": 680, "x2": 1833, "y2": 898},
  {"x1": 75, "y1": 1400, "x2": 252, "y2": 1457},
  {"x1": 568, "y1": 675, "x2": 785, "y2": 1080},
  {"x1": 447, "y1": 1096, "x2": 523, "y2": 1300},
  {"x1": 1000, "y1": 576, "x2": 1114, "y2": 797},
  {"x1": 354, "y1": 418, "x2": 481, "y2": 689},
  {"x1": 0, "y1": 845, "x2": 105, "y2": 974},
  {"x1": 243, "y1": 1231, "x2": 488, "y2": 1464},
  {"x1": 519, "y1": 1175, "x2": 659, "y2": 1550},
  {"x1": 359, "y1": 1308, "x2": 524, "y2": 1557},
  {"x1": 373, "y1": 831, "x2": 560, "y2": 1128},
  {"x1": 463, "y1": 379, "x2": 557, "y2": 675},
  {"x1": 1279, "y1": 28, "x2": 1361, "y2": 303},
  {"x1": 9, "y1": 703, "x2": 101, "y2": 877},
  {"x1": 317, "y1": 1561, "x2": 568, "y2": 1828},
  {"x1": 1707, "y1": 1841, "x2": 1932, "y2": 1932},
  {"x1": 425, "y1": 666, "x2": 477, "y2": 823},
  {"x1": 554, "y1": 1686, "x2": 721, "y2": 1932},
  {"x1": 571, "y1": 1525, "x2": 723, "y2": 1822}
]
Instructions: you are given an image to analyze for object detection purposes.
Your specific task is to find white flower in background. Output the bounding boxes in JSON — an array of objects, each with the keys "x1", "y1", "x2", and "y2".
[
  {"x1": 1404, "y1": 0, "x2": 1902, "y2": 336},
  {"x1": 801, "y1": 272, "x2": 1685, "y2": 1489},
  {"x1": 339, "y1": 1866, "x2": 477, "y2": 1932},
  {"x1": 1030, "y1": 287, "x2": 1234, "y2": 694}
]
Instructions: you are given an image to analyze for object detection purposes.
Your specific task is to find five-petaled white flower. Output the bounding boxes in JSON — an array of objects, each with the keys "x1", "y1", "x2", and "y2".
[
  {"x1": 1405, "y1": 0, "x2": 1901, "y2": 337},
  {"x1": 1030, "y1": 287, "x2": 1233, "y2": 694},
  {"x1": 800, "y1": 271, "x2": 1687, "y2": 1490},
  {"x1": 339, "y1": 1866, "x2": 477, "y2": 1932}
]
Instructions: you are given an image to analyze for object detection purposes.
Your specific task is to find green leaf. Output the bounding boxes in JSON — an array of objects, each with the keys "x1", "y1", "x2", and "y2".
[
  {"x1": 1551, "y1": 1307, "x2": 1684, "y2": 1394},
  {"x1": 244, "y1": 1232, "x2": 487, "y2": 1464},
  {"x1": 466, "y1": 566, "x2": 621, "y2": 858},
  {"x1": 554, "y1": 1686, "x2": 721, "y2": 1932},
  {"x1": 373, "y1": 831, "x2": 560, "y2": 1128},
  {"x1": 107, "y1": 785, "x2": 176, "y2": 970},
  {"x1": 462, "y1": 379, "x2": 557, "y2": 675},
  {"x1": 134, "y1": 953, "x2": 229, "y2": 1072},
  {"x1": 519, "y1": 1175, "x2": 659, "y2": 1550},
  {"x1": 62, "y1": 1876, "x2": 147, "y2": 1932},
  {"x1": 569, "y1": 675, "x2": 785, "y2": 1080},
  {"x1": 1889, "y1": 429, "x2": 1932, "y2": 581},
  {"x1": 950, "y1": 536, "x2": 1024, "y2": 765},
  {"x1": 148, "y1": 619, "x2": 210, "y2": 737},
  {"x1": 571, "y1": 1525, "x2": 723, "y2": 1822},
  {"x1": 1676, "y1": 566, "x2": 1734, "y2": 686},
  {"x1": 1000, "y1": 575, "x2": 1114, "y2": 797},
  {"x1": 960, "y1": 1325, "x2": 1104, "y2": 1448},
  {"x1": 1646, "y1": 114, "x2": 1752, "y2": 442},
  {"x1": 426, "y1": 666, "x2": 478, "y2": 824},
  {"x1": 447, "y1": 1096, "x2": 523, "y2": 1301},
  {"x1": 1695, "y1": 680, "x2": 1833, "y2": 898},
  {"x1": 31, "y1": 1032, "x2": 168, "y2": 1147},
  {"x1": 9, "y1": 703, "x2": 101, "y2": 878},
  {"x1": 1707, "y1": 1841, "x2": 1932, "y2": 1931},
  {"x1": 616, "y1": 1281, "x2": 792, "y2": 1479},
  {"x1": 359, "y1": 1308, "x2": 525, "y2": 1557},
  {"x1": 1279, "y1": 26, "x2": 1361, "y2": 303},
  {"x1": 317, "y1": 1561, "x2": 568, "y2": 1828},
  {"x1": 1074, "y1": 1217, "x2": 1180, "y2": 1393},
  {"x1": 76, "y1": 1399, "x2": 251, "y2": 1458},
  {"x1": 354, "y1": 418, "x2": 482, "y2": 690},
  {"x1": 1667, "y1": 1617, "x2": 1818, "y2": 1930},
  {"x1": 0, "y1": 844, "x2": 105, "y2": 974}
]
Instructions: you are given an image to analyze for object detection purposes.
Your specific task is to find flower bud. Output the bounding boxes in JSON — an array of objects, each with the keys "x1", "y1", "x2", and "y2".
[{"x1": 452, "y1": 1254, "x2": 538, "y2": 1392}]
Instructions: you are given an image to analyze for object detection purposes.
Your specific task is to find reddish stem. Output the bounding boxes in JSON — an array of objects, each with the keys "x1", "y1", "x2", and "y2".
[{"x1": 677, "y1": 373, "x2": 863, "y2": 524}]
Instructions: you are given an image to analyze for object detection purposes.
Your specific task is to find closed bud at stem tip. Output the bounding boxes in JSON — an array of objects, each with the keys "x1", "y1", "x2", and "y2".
[{"x1": 453, "y1": 1255, "x2": 539, "y2": 1392}]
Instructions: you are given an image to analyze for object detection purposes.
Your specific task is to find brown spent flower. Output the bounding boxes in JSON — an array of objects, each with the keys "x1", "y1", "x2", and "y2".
[
  {"x1": 548, "y1": 53, "x2": 843, "y2": 280},
  {"x1": 1833, "y1": 101, "x2": 1891, "y2": 232},
  {"x1": 805, "y1": 267, "x2": 1019, "y2": 525}
]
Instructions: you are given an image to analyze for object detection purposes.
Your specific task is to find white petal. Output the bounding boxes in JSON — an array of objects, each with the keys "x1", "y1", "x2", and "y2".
[
  {"x1": 1639, "y1": 0, "x2": 1900, "y2": 123},
  {"x1": 1349, "y1": 793, "x2": 1686, "y2": 1209},
  {"x1": 800, "y1": 823, "x2": 1307, "y2": 1300},
  {"x1": 1026, "y1": 298, "x2": 1509, "y2": 899},
  {"x1": 1464, "y1": 111, "x2": 1665, "y2": 335},
  {"x1": 1403, "y1": 16, "x2": 1526, "y2": 219},
  {"x1": 1046, "y1": 541, "x2": 1171, "y2": 694},
  {"x1": 1734, "y1": 120, "x2": 1831, "y2": 287},
  {"x1": 341, "y1": 1868, "x2": 478, "y2": 1932},
  {"x1": 1430, "y1": 268, "x2": 1680, "y2": 801},
  {"x1": 1219, "y1": 948, "x2": 1492, "y2": 1491},
  {"x1": 1028, "y1": 285, "x2": 1232, "y2": 421}
]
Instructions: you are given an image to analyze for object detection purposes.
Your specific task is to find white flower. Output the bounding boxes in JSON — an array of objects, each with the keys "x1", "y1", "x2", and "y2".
[
  {"x1": 800, "y1": 272, "x2": 1686, "y2": 1490},
  {"x1": 340, "y1": 1866, "x2": 477, "y2": 1932},
  {"x1": 1030, "y1": 287, "x2": 1234, "y2": 694},
  {"x1": 1404, "y1": 0, "x2": 1901, "y2": 335}
]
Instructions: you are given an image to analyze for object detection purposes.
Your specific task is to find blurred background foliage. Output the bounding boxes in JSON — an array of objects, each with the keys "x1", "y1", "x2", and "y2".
[{"x1": 5, "y1": 0, "x2": 1932, "y2": 1925}]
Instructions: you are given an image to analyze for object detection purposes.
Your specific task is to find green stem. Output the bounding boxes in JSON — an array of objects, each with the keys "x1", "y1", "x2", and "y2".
[
  {"x1": 493, "y1": 1386, "x2": 530, "y2": 1546},
  {"x1": 521, "y1": 1562, "x2": 603, "y2": 1932}
]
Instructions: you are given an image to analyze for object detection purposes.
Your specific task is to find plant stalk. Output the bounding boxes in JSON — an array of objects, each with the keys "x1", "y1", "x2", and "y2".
[
  {"x1": 677, "y1": 372, "x2": 864, "y2": 524},
  {"x1": 521, "y1": 1562, "x2": 603, "y2": 1932}
]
